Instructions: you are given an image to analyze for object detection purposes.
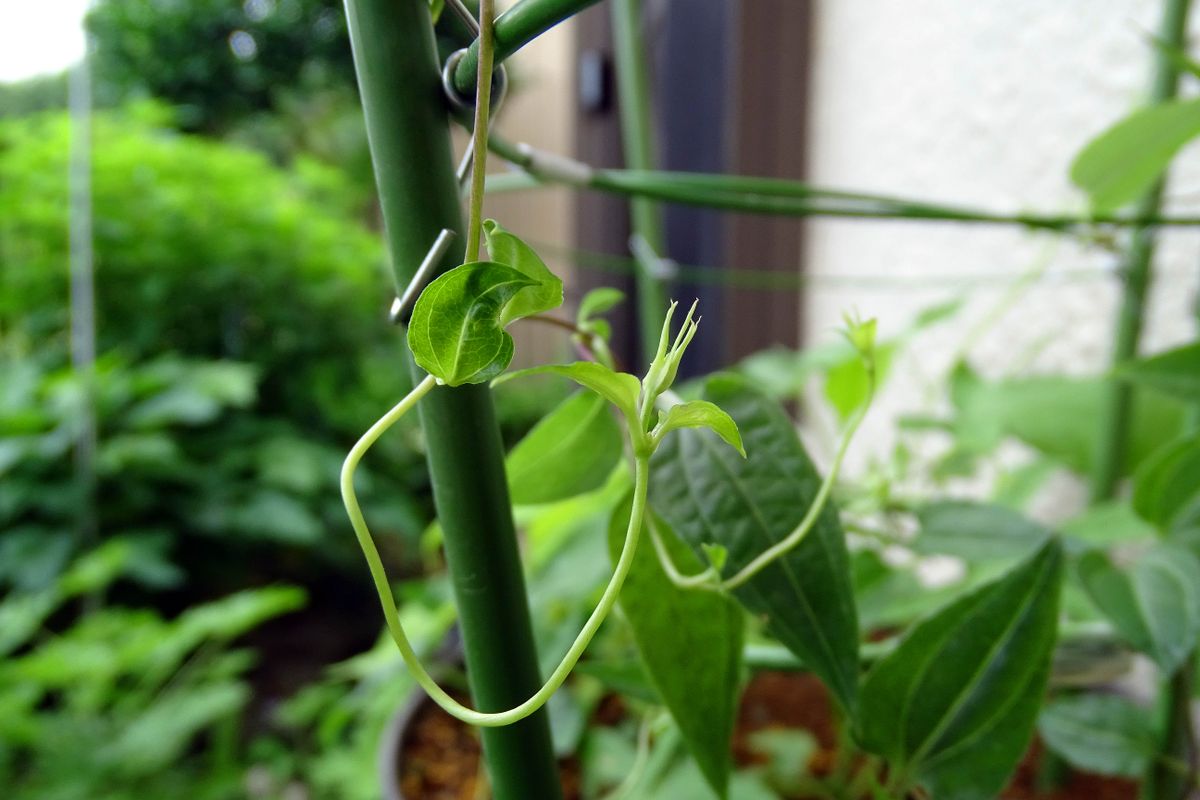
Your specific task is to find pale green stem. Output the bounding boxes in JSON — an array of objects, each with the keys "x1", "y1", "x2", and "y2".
[
  {"x1": 341, "y1": 381, "x2": 651, "y2": 727},
  {"x1": 653, "y1": 373, "x2": 875, "y2": 593},
  {"x1": 601, "y1": 711, "x2": 655, "y2": 800},
  {"x1": 465, "y1": 0, "x2": 496, "y2": 262}
]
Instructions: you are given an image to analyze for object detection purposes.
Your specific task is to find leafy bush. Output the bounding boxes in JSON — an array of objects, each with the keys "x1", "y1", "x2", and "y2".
[
  {"x1": 0, "y1": 540, "x2": 305, "y2": 800},
  {"x1": 85, "y1": 0, "x2": 355, "y2": 131}
]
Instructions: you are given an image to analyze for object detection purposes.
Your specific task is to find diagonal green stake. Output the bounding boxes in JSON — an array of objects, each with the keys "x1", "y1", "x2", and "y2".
[{"x1": 341, "y1": 1, "x2": 562, "y2": 798}]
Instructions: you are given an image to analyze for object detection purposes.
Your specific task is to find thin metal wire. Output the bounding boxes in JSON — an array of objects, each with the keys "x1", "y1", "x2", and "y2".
[
  {"x1": 390, "y1": 229, "x2": 457, "y2": 324},
  {"x1": 443, "y1": 0, "x2": 481, "y2": 35}
]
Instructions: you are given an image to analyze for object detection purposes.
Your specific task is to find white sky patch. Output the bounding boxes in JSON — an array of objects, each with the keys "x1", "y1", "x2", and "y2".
[{"x1": 0, "y1": 1, "x2": 92, "y2": 82}]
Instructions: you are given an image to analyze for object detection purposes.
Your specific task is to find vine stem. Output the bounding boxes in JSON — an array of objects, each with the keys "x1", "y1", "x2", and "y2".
[
  {"x1": 341, "y1": 382, "x2": 651, "y2": 727},
  {"x1": 650, "y1": 367, "x2": 875, "y2": 592},
  {"x1": 465, "y1": 0, "x2": 496, "y2": 263}
]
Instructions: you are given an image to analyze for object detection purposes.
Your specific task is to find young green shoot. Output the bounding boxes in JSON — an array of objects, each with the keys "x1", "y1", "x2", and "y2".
[{"x1": 650, "y1": 313, "x2": 878, "y2": 593}]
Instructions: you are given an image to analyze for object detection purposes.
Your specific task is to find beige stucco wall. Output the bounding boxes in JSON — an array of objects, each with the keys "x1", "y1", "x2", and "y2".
[{"x1": 803, "y1": 0, "x2": 1200, "y2": 480}]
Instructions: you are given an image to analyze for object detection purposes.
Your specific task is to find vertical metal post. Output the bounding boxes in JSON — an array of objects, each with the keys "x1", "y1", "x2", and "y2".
[
  {"x1": 1091, "y1": 0, "x2": 1192, "y2": 501},
  {"x1": 69, "y1": 13, "x2": 97, "y2": 564},
  {"x1": 611, "y1": 0, "x2": 668, "y2": 364},
  {"x1": 342, "y1": 3, "x2": 562, "y2": 798}
]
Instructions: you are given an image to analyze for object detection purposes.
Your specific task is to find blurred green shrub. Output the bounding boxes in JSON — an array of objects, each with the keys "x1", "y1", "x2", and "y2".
[
  {"x1": 0, "y1": 109, "x2": 435, "y2": 583},
  {"x1": 85, "y1": 0, "x2": 355, "y2": 132},
  {"x1": 0, "y1": 539, "x2": 305, "y2": 800}
]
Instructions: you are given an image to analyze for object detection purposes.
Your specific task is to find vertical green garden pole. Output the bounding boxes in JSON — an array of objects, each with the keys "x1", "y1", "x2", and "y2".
[
  {"x1": 1091, "y1": 0, "x2": 1192, "y2": 502},
  {"x1": 341, "y1": 3, "x2": 562, "y2": 798},
  {"x1": 611, "y1": 0, "x2": 669, "y2": 363}
]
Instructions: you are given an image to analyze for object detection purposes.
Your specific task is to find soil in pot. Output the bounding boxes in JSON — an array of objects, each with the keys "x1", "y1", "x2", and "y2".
[{"x1": 396, "y1": 672, "x2": 1139, "y2": 799}]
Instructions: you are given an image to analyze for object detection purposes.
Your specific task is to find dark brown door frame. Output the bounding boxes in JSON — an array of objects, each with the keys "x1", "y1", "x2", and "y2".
[{"x1": 573, "y1": 0, "x2": 812, "y2": 371}]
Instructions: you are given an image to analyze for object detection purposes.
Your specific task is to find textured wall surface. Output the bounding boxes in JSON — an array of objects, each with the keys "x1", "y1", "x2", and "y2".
[{"x1": 803, "y1": 0, "x2": 1200, "y2": 486}]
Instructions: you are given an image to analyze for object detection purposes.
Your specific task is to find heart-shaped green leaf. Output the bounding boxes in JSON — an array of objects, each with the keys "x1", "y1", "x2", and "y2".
[
  {"x1": 650, "y1": 374, "x2": 860, "y2": 714},
  {"x1": 1076, "y1": 543, "x2": 1200, "y2": 673},
  {"x1": 608, "y1": 505, "x2": 743, "y2": 800},
  {"x1": 506, "y1": 391, "x2": 622, "y2": 505},
  {"x1": 483, "y1": 220, "x2": 563, "y2": 326},
  {"x1": 858, "y1": 539, "x2": 1063, "y2": 800},
  {"x1": 655, "y1": 400, "x2": 745, "y2": 457},
  {"x1": 1071, "y1": 98, "x2": 1200, "y2": 213},
  {"x1": 407, "y1": 261, "x2": 535, "y2": 386},
  {"x1": 499, "y1": 362, "x2": 642, "y2": 424}
]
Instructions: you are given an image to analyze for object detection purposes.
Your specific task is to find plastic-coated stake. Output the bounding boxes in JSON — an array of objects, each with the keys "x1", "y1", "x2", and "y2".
[{"x1": 341, "y1": 1, "x2": 561, "y2": 796}]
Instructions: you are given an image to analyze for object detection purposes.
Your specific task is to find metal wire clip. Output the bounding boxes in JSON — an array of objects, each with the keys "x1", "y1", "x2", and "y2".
[{"x1": 390, "y1": 229, "x2": 457, "y2": 325}]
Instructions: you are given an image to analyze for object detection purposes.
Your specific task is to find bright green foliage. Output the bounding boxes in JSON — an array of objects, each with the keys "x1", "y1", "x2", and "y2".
[
  {"x1": 1132, "y1": 434, "x2": 1200, "y2": 533},
  {"x1": 1070, "y1": 98, "x2": 1200, "y2": 213},
  {"x1": 501, "y1": 362, "x2": 643, "y2": 424},
  {"x1": 1076, "y1": 544, "x2": 1200, "y2": 674},
  {"x1": 0, "y1": 545, "x2": 304, "y2": 800},
  {"x1": 506, "y1": 391, "x2": 622, "y2": 505},
  {"x1": 483, "y1": 220, "x2": 564, "y2": 326},
  {"x1": 85, "y1": 0, "x2": 356, "y2": 131},
  {"x1": 1117, "y1": 340, "x2": 1200, "y2": 402},
  {"x1": 0, "y1": 110, "x2": 396, "y2": 430},
  {"x1": 654, "y1": 400, "x2": 745, "y2": 457},
  {"x1": 944, "y1": 365, "x2": 1186, "y2": 478},
  {"x1": 1059, "y1": 501, "x2": 1157, "y2": 551},
  {"x1": 1038, "y1": 694, "x2": 1158, "y2": 778},
  {"x1": 651, "y1": 374, "x2": 860, "y2": 713},
  {"x1": 607, "y1": 507, "x2": 743, "y2": 800},
  {"x1": 915, "y1": 501, "x2": 1050, "y2": 562},
  {"x1": 407, "y1": 262, "x2": 536, "y2": 385},
  {"x1": 859, "y1": 539, "x2": 1063, "y2": 800}
]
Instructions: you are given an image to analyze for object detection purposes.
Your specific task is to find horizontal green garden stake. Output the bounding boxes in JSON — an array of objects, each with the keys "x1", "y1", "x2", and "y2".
[
  {"x1": 486, "y1": 135, "x2": 1200, "y2": 232},
  {"x1": 451, "y1": 0, "x2": 603, "y2": 95}
]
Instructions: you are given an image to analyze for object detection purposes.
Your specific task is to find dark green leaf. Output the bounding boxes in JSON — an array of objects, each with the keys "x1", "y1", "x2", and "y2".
[
  {"x1": 1070, "y1": 99, "x2": 1200, "y2": 213},
  {"x1": 651, "y1": 375, "x2": 860, "y2": 713},
  {"x1": 1132, "y1": 434, "x2": 1200, "y2": 532},
  {"x1": 407, "y1": 261, "x2": 536, "y2": 386},
  {"x1": 1038, "y1": 694, "x2": 1157, "y2": 778},
  {"x1": 915, "y1": 500, "x2": 1050, "y2": 562},
  {"x1": 1076, "y1": 544, "x2": 1200, "y2": 673},
  {"x1": 858, "y1": 539, "x2": 1063, "y2": 800},
  {"x1": 657, "y1": 400, "x2": 745, "y2": 456},
  {"x1": 499, "y1": 362, "x2": 642, "y2": 423},
  {"x1": 609, "y1": 505, "x2": 743, "y2": 799},
  {"x1": 482, "y1": 220, "x2": 563, "y2": 325},
  {"x1": 506, "y1": 392, "x2": 622, "y2": 505}
]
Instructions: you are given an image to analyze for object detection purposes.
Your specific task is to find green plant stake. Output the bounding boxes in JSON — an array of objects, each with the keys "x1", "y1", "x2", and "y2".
[
  {"x1": 343, "y1": 292, "x2": 744, "y2": 725},
  {"x1": 1091, "y1": 0, "x2": 1193, "y2": 502},
  {"x1": 341, "y1": 1, "x2": 560, "y2": 795},
  {"x1": 611, "y1": 0, "x2": 669, "y2": 362}
]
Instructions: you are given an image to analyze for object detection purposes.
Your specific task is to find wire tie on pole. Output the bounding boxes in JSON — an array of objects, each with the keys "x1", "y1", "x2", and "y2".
[
  {"x1": 630, "y1": 233, "x2": 677, "y2": 281},
  {"x1": 441, "y1": 48, "x2": 509, "y2": 116},
  {"x1": 443, "y1": 0, "x2": 481, "y2": 35},
  {"x1": 516, "y1": 142, "x2": 595, "y2": 185},
  {"x1": 390, "y1": 229, "x2": 457, "y2": 325}
]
